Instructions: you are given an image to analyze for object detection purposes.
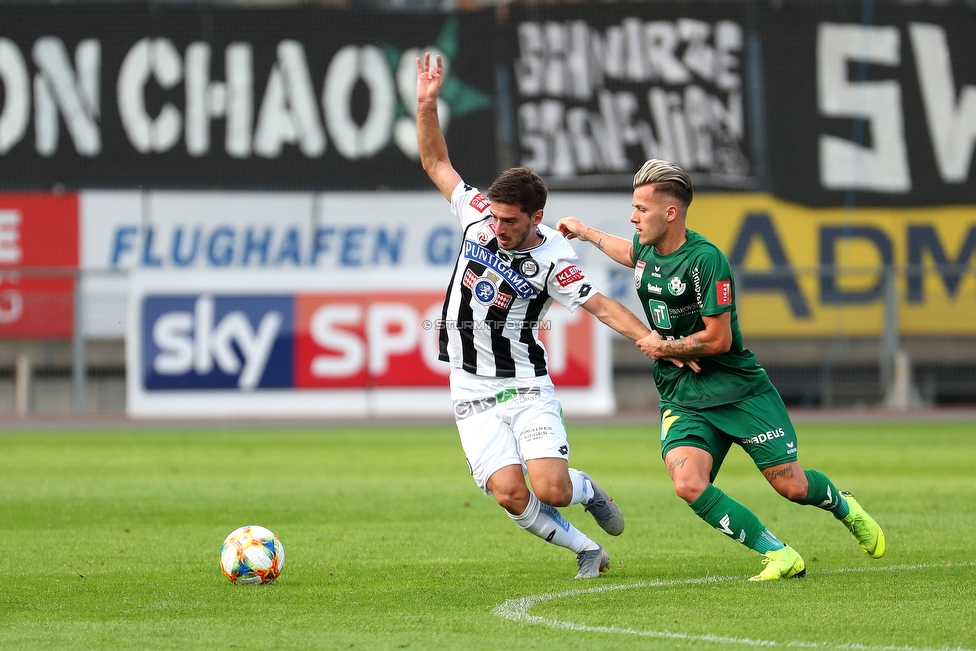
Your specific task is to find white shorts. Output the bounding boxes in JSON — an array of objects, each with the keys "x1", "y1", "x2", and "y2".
[{"x1": 451, "y1": 371, "x2": 569, "y2": 493}]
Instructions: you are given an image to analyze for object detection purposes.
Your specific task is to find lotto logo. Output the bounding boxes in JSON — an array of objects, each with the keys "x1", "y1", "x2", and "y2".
[
  {"x1": 469, "y1": 193, "x2": 490, "y2": 213},
  {"x1": 716, "y1": 280, "x2": 732, "y2": 305},
  {"x1": 556, "y1": 265, "x2": 584, "y2": 287}
]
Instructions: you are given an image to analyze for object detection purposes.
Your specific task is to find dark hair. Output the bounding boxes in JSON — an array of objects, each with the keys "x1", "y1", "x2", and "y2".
[{"x1": 487, "y1": 167, "x2": 548, "y2": 216}]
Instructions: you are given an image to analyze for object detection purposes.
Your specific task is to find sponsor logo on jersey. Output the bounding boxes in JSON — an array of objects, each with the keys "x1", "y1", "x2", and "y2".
[
  {"x1": 652, "y1": 265, "x2": 662, "y2": 278},
  {"x1": 577, "y1": 283, "x2": 592, "y2": 299},
  {"x1": 492, "y1": 292, "x2": 513, "y2": 309},
  {"x1": 634, "y1": 260, "x2": 645, "y2": 287},
  {"x1": 462, "y1": 240, "x2": 536, "y2": 299},
  {"x1": 463, "y1": 269, "x2": 513, "y2": 308},
  {"x1": 469, "y1": 193, "x2": 490, "y2": 213},
  {"x1": 716, "y1": 280, "x2": 732, "y2": 305},
  {"x1": 648, "y1": 299, "x2": 672, "y2": 329},
  {"x1": 692, "y1": 267, "x2": 703, "y2": 309},
  {"x1": 668, "y1": 276, "x2": 686, "y2": 296},
  {"x1": 647, "y1": 284, "x2": 662, "y2": 295},
  {"x1": 517, "y1": 257, "x2": 539, "y2": 277},
  {"x1": 473, "y1": 279, "x2": 497, "y2": 305},
  {"x1": 477, "y1": 223, "x2": 495, "y2": 245},
  {"x1": 556, "y1": 265, "x2": 584, "y2": 287}
]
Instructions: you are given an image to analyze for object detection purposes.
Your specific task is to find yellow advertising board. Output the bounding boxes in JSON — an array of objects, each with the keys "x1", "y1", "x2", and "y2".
[{"x1": 686, "y1": 195, "x2": 976, "y2": 336}]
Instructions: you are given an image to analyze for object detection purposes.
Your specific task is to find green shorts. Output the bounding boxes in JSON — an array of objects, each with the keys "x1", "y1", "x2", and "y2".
[{"x1": 659, "y1": 388, "x2": 798, "y2": 482}]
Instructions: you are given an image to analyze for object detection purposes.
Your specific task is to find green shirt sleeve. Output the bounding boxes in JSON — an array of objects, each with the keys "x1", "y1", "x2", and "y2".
[{"x1": 695, "y1": 246, "x2": 735, "y2": 317}]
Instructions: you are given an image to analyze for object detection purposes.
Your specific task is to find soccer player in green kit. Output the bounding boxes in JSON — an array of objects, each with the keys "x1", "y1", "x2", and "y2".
[{"x1": 557, "y1": 159, "x2": 886, "y2": 580}]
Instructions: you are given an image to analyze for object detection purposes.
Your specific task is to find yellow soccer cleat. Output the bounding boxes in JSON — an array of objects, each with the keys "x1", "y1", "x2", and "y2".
[
  {"x1": 840, "y1": 490, "x2": 886, "y2": 559},
  {"x1": 749, "y1": 545, "x2": 806, "y2": 581}
]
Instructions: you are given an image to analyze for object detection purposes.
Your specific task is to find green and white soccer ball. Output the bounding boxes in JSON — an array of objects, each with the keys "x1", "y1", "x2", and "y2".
[{"x1": 219, "y1": 525, "x2": 285, "y2": 585}]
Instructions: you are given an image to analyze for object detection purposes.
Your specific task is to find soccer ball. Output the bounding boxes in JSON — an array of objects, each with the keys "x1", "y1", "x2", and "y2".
[{"x1": 219, "y1": 525, "x2": 285, "y2": 585}]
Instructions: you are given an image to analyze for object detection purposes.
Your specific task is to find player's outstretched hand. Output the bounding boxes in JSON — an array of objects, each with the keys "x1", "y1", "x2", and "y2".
[
  {"x1": 416, "y1": 52, "x2": 443, "y2": 104},
  {"x1": 556, "y1": 217, "x2": 584, "y2": 240}
]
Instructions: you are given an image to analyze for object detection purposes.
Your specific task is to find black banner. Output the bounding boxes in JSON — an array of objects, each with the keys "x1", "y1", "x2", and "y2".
[
  {"x1": 505, "y1": 3, "x2": 756, "y2": 191},
  {"x1": 762, "y1": 1, "x2": 976, "y2": 207},
  {"x1": 0, "y1": 5, "x2": 495, "y2": 190}
]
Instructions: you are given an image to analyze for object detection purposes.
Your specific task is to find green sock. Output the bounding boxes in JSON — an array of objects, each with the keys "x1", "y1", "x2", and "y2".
[
  {"x1": 798, "y1": 470, "x2": 850, "y2": 519},
  {"x1": 689, "y1": 484, "x2": 786, "y2": 554}
]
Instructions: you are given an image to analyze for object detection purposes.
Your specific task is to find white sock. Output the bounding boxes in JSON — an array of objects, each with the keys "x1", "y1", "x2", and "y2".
[
  {"x1": 568, "y1": 468, "x2": 595, "y2": 506},
  {"x1": 509, "y1": 492, "x2": 597, "y2": 553}
]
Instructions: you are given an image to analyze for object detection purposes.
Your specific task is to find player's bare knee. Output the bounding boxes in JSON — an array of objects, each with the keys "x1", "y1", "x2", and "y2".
[
  {"x1": 673, "y1": 478, "x2": 707, "y2": 504},
  {"x1": 490, "y1": 483, "x2": 530, "y2": 513}
]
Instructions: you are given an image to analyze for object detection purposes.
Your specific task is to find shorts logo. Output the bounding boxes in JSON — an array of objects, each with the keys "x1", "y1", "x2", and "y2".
[
  {"x1": 634, "y1": 260, "x2": 645, "y2": 287},
  {"x1": 716, "y1": 280, "x2": 732, "y2": 305},
  {"x1": 453, "y1": 386, "x2": 542, "y2": 420},
  {"x1": 556, "y1": 265, "x2": 584, "y2": 287},
  {"x1": 668, "y1": 276, "x2": 686, "y2": 296},
  {"x1": 469, "y1": 193, "x2": 490, "y2": 213},
  {"x1": 740, "y1": 427, "x2": 787, "y2": 445}
]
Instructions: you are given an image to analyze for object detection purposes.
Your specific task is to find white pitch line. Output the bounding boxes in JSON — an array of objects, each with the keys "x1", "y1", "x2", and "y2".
[{"x1": 492, "y1": 561, "x2": 976, "y2": 651}]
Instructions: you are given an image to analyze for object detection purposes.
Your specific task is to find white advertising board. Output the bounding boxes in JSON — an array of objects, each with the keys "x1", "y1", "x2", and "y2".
[{"x1": 83, "y1": 190, "x2": 640, "y2": 339}]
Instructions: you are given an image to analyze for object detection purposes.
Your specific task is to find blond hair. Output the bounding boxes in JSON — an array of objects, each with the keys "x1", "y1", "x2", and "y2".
[{"x1": 633, "y1": 159, "x2": 693, "y2": 207}]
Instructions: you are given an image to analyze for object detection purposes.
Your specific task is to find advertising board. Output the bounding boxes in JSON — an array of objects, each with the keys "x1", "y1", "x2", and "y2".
[
  {"x1": 0, "y1": 193, "x2": 78, "y2": 339},
  {"x1": 126, "y1": 270, "x2": 612, "y2": 418}
]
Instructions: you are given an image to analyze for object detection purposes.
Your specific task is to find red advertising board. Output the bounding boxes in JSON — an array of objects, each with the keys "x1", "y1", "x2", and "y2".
[
  {"x1": 0, "y1": 194, "x2": 79, "y2": 339},
  {"x1": 293, "y1": 292, "x2": 593, "y2": 388}
]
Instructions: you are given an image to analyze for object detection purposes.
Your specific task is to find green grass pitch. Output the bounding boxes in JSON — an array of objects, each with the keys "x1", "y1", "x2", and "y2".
[{"x1": 0, "y1": 421, "x2": 973, "y2": 650}]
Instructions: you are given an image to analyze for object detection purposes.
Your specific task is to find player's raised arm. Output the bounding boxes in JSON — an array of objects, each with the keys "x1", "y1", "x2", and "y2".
[
  {"x1": 417, "y1": 53, "x2": 461, "y2": 202},
  {"x1": 556, "y1": 217, "x2": 635, "y2": 268}
]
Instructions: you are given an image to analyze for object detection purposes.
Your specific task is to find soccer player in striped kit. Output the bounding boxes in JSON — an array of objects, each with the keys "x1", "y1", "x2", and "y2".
[{"x1": 417, "y1": 53, "x2": 674, "y2": 578}]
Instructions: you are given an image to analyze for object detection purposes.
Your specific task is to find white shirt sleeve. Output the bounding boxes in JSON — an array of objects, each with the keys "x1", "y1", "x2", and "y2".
[
  {"x1": 547, "y1": 250, "x2": 597, "y2": 313},
  {"x1": 450, "y1": 181, "x2": 493, "y2": 230}
]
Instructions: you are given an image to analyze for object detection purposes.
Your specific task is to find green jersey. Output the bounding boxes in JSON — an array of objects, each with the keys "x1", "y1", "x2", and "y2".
[{"x1": 632, "y1": 229, "x2": 773, "y2": 408}]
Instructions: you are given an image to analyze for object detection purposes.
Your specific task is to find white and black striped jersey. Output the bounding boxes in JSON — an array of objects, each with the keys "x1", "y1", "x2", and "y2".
[{"x1": 438, "y1": 181, "x2": 596, "y2": 378}]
